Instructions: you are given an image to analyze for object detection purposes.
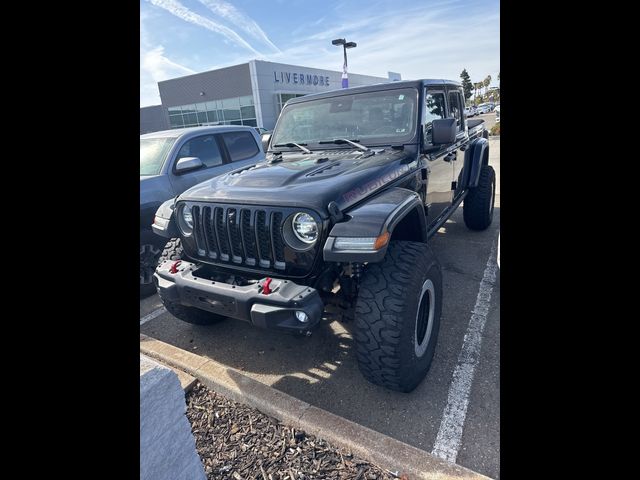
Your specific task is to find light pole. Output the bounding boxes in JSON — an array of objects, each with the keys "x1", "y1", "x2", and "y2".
[{"x1": 332, "y1": 38, "x2": 356, "y2": 88}]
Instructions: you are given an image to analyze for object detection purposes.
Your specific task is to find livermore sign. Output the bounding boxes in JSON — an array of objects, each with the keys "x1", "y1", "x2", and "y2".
[{"x1": 273, "y1": 71, "x2": 331, "y2": 87}]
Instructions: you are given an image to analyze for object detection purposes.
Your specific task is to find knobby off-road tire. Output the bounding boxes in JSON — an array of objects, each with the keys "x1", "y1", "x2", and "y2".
[
  {"x1": 157, "y1": 238, "x2": 226, "y2": 326},
  {"x1": 140, "y1": 229, "x2": 165, "y2": 298},
  {"x1": 463, "y1": 164, "x2": 495, "y2": 231},
  {"x1": 354, "y1": 241, "x2": 442, "y2": 392}
]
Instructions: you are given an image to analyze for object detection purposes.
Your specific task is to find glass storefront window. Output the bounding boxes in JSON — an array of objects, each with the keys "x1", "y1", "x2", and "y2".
[
  {"x1": 239, "y1": 95, "x2": 254, "y2": 106},
  {"x1": 182, "y1": 104, "x2": 197, "y2": 115},
  {"x1": 183, "y1": 113, "x2": 197, "y2": 125},
  {"x1": 169, "y1": 115, "x2": 184, "y2": 128},
  {"x1": 240, "y1": 106, "x2": 255, "y2": 120},
  {"x1": 206, "y1": 109, "x2": 218, "y2": 122},
  {"x1": 221, "y1": 97, "x2": 240, "y2": 109},
  {"x1": 167, "y1": 95, "x2": 258, "y2": 131},
  {"x1": 223, "y1": 108, "x2": 241, "y2": 121}
]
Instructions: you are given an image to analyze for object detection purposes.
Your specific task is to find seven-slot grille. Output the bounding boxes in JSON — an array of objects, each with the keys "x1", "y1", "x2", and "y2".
[{"x1": 191, "y1": 205, "x2": 287, "y2": 270}]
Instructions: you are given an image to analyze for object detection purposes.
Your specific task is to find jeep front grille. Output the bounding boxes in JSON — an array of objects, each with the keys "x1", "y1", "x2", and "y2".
[{"x1": 187, "y1": 203, "x2": 313, "y2": 274}]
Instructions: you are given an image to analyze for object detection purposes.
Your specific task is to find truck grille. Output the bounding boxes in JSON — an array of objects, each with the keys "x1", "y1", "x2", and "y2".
[{"x1": 188, "y1": 203, "x2": 308, "y2": 273}]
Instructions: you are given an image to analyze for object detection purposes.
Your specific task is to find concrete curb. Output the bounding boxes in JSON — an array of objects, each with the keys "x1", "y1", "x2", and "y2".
[{"x1": 141, "y1": 334, "x2": 492, "y2": 480}]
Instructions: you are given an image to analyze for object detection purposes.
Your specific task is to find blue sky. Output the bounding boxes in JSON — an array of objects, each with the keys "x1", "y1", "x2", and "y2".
[{"x1": 140, "y1": 0, "x2": 499, "y2": 107}]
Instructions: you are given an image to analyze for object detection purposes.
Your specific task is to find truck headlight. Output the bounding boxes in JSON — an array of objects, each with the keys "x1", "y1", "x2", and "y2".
[
  {"x1": 292, "y1": 212, "x2": 318, "y2": 244},
  {"x1": 177, "y1": 204, "x2": 193, "y2": 236}
]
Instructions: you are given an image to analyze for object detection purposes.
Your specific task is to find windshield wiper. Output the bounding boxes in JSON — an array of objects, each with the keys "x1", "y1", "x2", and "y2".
[
  {"x1": 318, "y1": 138, "x2": 370, "y2": 152},
  {"x1": 272, "y1": 142, "x2": 311, "y2": 154}
]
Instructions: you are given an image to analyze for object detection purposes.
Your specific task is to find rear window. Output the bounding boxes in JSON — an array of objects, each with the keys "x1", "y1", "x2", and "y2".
[{"x1": 222, "y1": 131, "x2": 260, "y2": 161}]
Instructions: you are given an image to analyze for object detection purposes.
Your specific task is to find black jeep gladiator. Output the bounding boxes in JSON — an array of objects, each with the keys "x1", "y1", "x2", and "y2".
[{"x1": 152, "y1": 79, "x2": 495, "y2": 392}]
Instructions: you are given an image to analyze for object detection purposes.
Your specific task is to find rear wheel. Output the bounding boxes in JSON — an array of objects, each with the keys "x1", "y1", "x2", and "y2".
[
  {"x1": 157, "y1": 238, "x2": 227, "y2": 325},
  {"x1": 463, "y1": 164, "x2": 495, "y2": 231},
  {"x1": 354, "y1": 241, "x2": 442, "y2": 392}
]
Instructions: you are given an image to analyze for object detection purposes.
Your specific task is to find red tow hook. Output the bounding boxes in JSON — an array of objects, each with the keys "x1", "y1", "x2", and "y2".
[
  {"x1": 261, "y1": 277, "x2": 273, "y2": 295},
  {"x1": 169, "y1": 260, "x2": 182, "y2": 274}
]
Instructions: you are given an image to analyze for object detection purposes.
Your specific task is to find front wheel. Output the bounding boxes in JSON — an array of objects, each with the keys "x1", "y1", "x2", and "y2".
[
  {"x1": 354, "y1": 241, "x2": 442, "y2": 392},
  {"x1": 157, "y1": 238, "x2": 227, "y2": 326}
]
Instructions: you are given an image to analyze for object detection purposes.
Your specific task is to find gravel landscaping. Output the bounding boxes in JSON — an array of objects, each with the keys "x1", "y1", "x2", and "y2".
[{"x1": 186, "y1": 383, "x2": 401, "y2": 480}]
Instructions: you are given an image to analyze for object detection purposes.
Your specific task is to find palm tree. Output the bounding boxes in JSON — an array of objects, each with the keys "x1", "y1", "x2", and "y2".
[{"x1": 484, "y1": 75, "x2": 492, "y2": 97}]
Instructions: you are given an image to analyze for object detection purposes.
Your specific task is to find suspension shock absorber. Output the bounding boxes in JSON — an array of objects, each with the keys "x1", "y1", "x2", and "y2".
[{"x1": 352, "y1": 262, "x2": 363, "y2": 284}]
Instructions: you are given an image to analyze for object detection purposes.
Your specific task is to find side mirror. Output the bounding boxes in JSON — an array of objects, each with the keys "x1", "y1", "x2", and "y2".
[
  {"x1": 431, "y1": 118, "x2": 457, "y2": 145},
  {"x1": 261, "y1": 133, "x2": 271, "y2": 153},
  {"x1": 175, "y1": 157, "x2": 203, "y2": 173}
]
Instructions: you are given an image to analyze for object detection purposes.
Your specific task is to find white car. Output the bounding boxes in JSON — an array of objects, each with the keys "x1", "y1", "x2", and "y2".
[
  {"x1": 476, "y1": 103, "x2": 491, "y2": 114},
  {"x1": 495, "y1": 104, "x2": 500, "y2": 122},
  {"x1": 464, "y1": 105, "x2": 478, "y2": 117}
]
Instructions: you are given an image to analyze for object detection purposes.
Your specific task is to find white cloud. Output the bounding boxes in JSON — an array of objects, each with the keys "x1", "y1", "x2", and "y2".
[
  {"x1": 140, "y1": 45, "x2": 196, "y2": 106},
  {"x1": 195, "y1": 0, "x2": 281, "y2": 53},
  {"x1": 140, "y1": 1, "x2": 499, "y2": 106},
  {"x1": 147, "y1": 0, "x2": 264, "y2": 56},
  {"x1": 267, "y1": 3, "x2": 499, "y2": 87},
  {"x1": 140, "y1": 12, "x2": 197, "y2": 106}
]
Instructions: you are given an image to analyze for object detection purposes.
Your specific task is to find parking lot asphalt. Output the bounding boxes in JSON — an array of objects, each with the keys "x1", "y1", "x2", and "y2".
[{"x1": 140, "y1": 129, "x2": 500, "y2": 478}]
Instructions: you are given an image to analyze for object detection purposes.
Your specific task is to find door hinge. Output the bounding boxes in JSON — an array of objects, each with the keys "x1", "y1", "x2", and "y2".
[{"x1": 451, "y1": 181, "x2": 457, "y2": 190}]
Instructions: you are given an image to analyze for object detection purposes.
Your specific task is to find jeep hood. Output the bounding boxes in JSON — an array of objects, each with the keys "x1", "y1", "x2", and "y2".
[{"x1": 179, "y1": 147, "x2": 419, "y2": 216}]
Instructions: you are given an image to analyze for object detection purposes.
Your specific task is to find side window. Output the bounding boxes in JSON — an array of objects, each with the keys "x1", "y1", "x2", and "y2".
[
  {"x1": 177, "y1": 135, "x2": 223, "y2": 168},
  {"x1": 222, "y1": 131, "x2": 260, "y2": 162},
  {"x1": 423, "y1": 90, "x2": 446, "y2": 144},
  {"x1": 448, "y1": 91, "x2": 464, "y2": 131}
]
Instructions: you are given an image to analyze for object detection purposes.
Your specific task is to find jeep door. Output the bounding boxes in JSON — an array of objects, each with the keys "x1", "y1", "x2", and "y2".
[
  {"x1": 446, "y1": 87, "x2": 468, "y2": 200},
  {"x1": 422, "y1": 87, "x2": 454, "y2": 226}
]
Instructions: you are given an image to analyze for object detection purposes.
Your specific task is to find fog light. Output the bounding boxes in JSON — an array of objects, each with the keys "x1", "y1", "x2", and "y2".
[{"x1": 295, "y1": 311, "x2": 309, "y2": 323}]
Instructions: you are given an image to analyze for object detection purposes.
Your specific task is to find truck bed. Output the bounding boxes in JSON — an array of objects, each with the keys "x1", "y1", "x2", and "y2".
[
  {"x1": 467, "y1": 118, "x2": 486, "y2": 140},
  {"x1": 467, "y1": 118, "x2": 484, "y2": 130}
]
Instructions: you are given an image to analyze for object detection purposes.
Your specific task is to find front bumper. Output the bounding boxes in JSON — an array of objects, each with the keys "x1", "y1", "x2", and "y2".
[{"x1": 154, "y1": 259, "x2": 324, "y2": 334}]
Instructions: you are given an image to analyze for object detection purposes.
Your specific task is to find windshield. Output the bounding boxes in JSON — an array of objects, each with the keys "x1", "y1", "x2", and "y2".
[
  {"x1": 140, "y1": 137, "x2": 176, "y2": 176},
  {"x1": 271, "y1": 88, "x2": 418, "y2": 148}
]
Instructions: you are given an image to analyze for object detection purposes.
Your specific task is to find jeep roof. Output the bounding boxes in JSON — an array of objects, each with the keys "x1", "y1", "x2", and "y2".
[{"x1": 285, "y1": 79, "x2": 463, "y2": 106}]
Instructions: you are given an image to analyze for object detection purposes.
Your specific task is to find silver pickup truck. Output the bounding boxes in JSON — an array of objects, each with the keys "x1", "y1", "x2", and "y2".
[{"x1": 140, "y1": 125, "x2": 265, "y2": 296}]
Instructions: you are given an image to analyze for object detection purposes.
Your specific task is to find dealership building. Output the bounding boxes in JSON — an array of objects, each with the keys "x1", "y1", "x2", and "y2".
[{"x1": 140, "y1": 59, "x2": 399, "y2": 134}]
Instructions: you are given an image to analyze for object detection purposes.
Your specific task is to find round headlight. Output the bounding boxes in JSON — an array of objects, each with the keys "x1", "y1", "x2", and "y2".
[
  {"x1": 182, "y1": 205, "x2": 193, "y2": 229},
  {"x1": 292, "y1": 212, "x2": 318, "y2": 244},
  {"x1": 177, "y1": 204, "x2": 193, "y2": 236}
]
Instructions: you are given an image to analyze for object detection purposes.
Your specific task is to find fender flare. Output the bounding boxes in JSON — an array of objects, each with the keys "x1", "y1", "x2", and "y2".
[
  {"x1": 323, "y1": 187, "x2": 426, "y2": 263},
  {"x1": 151, "y1": 198, "x2": 180, "y2": 238},
  {"x1": 461, "y1": 137, "x2": 489, "y2": 190}
]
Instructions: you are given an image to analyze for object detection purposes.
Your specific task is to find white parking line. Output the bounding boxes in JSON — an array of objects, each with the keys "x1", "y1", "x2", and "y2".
[
  {"x1": 140, "y1": 307, "x2": 167, "y2": 325},
  {"x1": 432, "y1": 238, "x2": 498, "y2": 463}
]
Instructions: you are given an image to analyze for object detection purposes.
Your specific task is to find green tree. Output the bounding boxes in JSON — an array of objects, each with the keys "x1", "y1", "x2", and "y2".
[
  {"x1": 460, "y1": 69, "x2": 473, "y2": 102},
  {"x1": 484, "y1": 75, "x2": 492, "y2": 97}
]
